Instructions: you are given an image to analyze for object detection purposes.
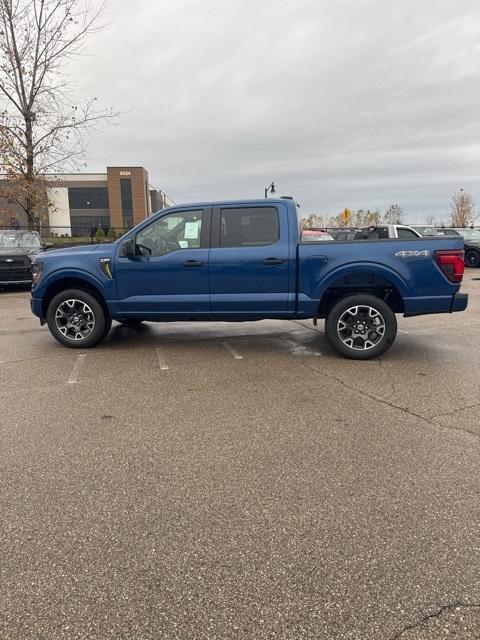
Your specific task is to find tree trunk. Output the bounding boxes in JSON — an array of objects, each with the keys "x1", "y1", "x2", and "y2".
[{"x1": 24, "y1": 113, "x2": 37, "y2": 230}]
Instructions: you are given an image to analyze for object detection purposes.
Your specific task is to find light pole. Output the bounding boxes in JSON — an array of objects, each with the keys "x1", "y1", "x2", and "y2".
[{"x1": 264, "y1": 181, "x2": 275, "y2": 199}]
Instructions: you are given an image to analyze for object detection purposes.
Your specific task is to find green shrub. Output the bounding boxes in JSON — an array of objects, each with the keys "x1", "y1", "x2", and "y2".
[
  {"x1": 106, "y1": 227, "x2": 117, "y2": 242},
  {"x1": 95, "y1": 227, "x2": 106, "y2": 243}
]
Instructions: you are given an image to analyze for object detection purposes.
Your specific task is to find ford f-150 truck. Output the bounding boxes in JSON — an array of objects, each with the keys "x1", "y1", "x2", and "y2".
[{"x1": 30, "y1": 198, "x2": 468, "y2": 359}]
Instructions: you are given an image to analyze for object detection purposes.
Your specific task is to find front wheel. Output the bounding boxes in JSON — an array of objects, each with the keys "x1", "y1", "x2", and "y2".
[
  {"x1": 325, "y1": 294, "x2": 397, "y2": 360},
  {"x1": 465, "y1": 250, "x2": 480, "y2": 268},
  {"x1": 47, "y1": 289, "x2": 107, "y2": 348}
]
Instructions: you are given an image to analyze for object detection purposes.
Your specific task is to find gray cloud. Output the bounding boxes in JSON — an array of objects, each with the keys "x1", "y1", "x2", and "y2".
[{"x1": 72, "y1": 0, "x2": 479, "y2": 220}]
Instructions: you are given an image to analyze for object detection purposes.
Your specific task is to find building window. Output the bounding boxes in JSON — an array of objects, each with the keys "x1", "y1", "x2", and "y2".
[
  {"x1": 120, "y1": 178, "x2": 133, "y2": 229},
  {"x1": 70, "y1": 215, "x2": 110, "y2": 237},
  {"x1": 68, "y1": 187, "x2": 109, "y2": 209}
]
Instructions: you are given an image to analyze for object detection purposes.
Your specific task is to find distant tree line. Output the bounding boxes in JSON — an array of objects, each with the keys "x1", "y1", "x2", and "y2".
[
  {"x1": 302, "y1": 191, "x2": 477, "y2": 229},
  {"x1": 302, "y1": 204, "x2": 404, "y2": 229}
]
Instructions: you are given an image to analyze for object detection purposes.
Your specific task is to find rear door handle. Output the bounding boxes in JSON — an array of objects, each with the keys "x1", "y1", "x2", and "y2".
[
  {"x1": 183, "y1": 259, "x2": 203, "y2": 267},
  {"x1": 261, "y1": 258, "x2": 284, "y2": 265}
]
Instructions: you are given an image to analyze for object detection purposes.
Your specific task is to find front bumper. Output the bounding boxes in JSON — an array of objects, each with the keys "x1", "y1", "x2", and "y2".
[
  {"x1": 0, "y1": 271, "x2": 32, "y2": 285},
  {"x1": 450, "y1": 292, "x2": 468, "y2": 312},
  {"x1": 30, "y1": 296, "x2": 44, "y2": 320}
]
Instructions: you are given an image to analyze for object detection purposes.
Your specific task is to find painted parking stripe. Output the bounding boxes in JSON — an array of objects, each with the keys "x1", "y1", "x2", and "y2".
[
  {"x1": 278, "y1": 337, "x2": 322, "y2": 357},
  {"x1": 67, "y1": 354, "x2": 86, "y2": 384},
  {"x1": 222, "y1": 341, "x2": 243, "y2": 359},
  {"x1": 156, "y1": 348, "x2": 169, "y2": 370}
]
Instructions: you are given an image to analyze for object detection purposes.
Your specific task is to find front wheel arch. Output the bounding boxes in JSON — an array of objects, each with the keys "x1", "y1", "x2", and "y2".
[{"x1": 42, "y1": 277, "x2": 109, "y2": 321}]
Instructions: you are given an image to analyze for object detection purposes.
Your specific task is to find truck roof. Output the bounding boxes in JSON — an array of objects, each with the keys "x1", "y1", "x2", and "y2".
[{"x1": 155, "y1": 198, "x2": 296, "y2": 211}]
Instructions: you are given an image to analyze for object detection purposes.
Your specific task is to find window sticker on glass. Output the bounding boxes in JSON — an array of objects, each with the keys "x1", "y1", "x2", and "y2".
[{"x1": 184, "y1": 221, "x2": 200, "y2": 239}]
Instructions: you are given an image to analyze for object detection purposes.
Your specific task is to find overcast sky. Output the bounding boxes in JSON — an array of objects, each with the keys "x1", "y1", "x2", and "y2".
[{"x1": 72, "y1": 0, "x2": 479, "y2": 221}]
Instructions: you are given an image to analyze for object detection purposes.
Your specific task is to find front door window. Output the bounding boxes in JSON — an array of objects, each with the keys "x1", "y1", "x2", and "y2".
[{"x1": 135, "y1": 211, "x2": 203, "y2": 256}]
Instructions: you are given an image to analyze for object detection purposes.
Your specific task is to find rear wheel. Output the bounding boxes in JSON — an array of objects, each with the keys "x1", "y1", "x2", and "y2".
[
  {"x1": 325, "y1": 293, "x2": 397, "y2": 360},
  {"x1": 465, "y1": 249, "x2": 480, "y2": 268},
  {"x1": 47, "y1": 289, "x2": 107, "y2": 348}
]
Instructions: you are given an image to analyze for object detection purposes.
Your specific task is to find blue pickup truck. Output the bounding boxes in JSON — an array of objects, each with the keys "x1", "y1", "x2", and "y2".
[{"x1": 30, "y1": 198, "x2": 467, "y2": 359}]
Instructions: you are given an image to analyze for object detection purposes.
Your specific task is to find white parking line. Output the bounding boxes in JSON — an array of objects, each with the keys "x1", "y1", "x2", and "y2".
[
  {"x1": 278, "y1": 337, "x2": 322, "y2": 357},
  {"x1": 222, "y1": 341, "x2": 243, "y2": 359},
  {"x1": 155, "y1": 348, "x2": 169, "y2": 370},
  {"x1": 67, "y1": 354, "x2": 86, "y2": 384}
]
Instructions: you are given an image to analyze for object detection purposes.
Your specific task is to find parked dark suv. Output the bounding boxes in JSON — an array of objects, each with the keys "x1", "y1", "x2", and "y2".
[
  {"x1": 0, "y1": 230, "x2": 48, "y2": 286},
  {"x1": 439, "y1": 228, "x2": 480, "y2": 268}
]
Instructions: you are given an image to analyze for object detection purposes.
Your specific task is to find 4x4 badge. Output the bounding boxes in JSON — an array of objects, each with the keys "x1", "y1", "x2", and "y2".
[{"x1": 395, "y1": 250, "x2": 430, "y2": 258}]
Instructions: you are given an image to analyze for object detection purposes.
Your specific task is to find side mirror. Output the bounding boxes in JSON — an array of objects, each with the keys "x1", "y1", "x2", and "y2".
[{"x1": 119, "y1": 238, "x2": 135, "y2": 257}]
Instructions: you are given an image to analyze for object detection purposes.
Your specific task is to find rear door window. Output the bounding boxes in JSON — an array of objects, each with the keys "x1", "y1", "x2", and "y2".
[{"x1": 220, "y1": 207, "x2": 279, "y2": 247}]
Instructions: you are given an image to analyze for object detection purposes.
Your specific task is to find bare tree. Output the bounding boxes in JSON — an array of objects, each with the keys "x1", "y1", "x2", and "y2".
[
  {"x1": 450, "y1": 189, "x2": 475, "y2": 227},
  {"x1": 422, "y1": 213, "x2": 444, "y2": 228},
  {"x1": 353, "y1": 209, "x2": 367, "y2": 227},
  {"x1": 383, "y1": 204, "x2": 404, "y2": 225},
  {"x1": 0, "y1": 0, "x2": 117, "y2": 229},
  {"x1": 352, "y1": 208, "x2": 381, "y2": 227},
  {"x1": 302, "y1": 213, "x2": 329, "y2": 228},
  {"x1": 366, "y1": 208, "x2": 381, "y2": 226}
]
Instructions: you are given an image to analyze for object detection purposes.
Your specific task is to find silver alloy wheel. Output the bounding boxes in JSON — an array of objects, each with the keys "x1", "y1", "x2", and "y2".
[
  {"x1": 55, "y1": 298, "x2": 95, "y2": 341},
  {"x1": 337, "y1": 304, "x2": 386, "y2": 351}
]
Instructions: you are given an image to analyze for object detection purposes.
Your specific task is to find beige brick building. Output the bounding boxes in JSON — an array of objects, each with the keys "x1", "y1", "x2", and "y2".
[{"x1": 1, "y1": 166, "x2": 174, "y2": 235}]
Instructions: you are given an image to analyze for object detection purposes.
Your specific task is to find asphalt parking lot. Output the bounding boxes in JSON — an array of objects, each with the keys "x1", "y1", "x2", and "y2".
[{"x1": 1, "y1": 272, "x2": 480, "y2": 640}]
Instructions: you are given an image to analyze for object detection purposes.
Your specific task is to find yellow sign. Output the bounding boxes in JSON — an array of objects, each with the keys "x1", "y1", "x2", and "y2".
[{"x1": 341, "y1": 208, "x2": 351, "y2": 225}]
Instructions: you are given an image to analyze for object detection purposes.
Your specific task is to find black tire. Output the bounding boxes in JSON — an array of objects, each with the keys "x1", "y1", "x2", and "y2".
[
  {"x1": 325, "y1": 293, "x2": 397, "y2": 360},
  {"x1": 465, "y1": 250, "x2": 480, "y2": 268},
  {"x1": 46, "y1": 288, "x2": 107, "y2": 348},
  {"x1": 102, "y1": 316, "x2": 113, "y2": 339},
  {"x1": 118, "y1": 319, "x2": 144, "y2": 327}
]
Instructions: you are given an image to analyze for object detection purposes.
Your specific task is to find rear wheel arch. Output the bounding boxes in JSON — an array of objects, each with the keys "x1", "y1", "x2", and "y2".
[{"x1": 317, "y1": 271, "x2": 405, "y2": 318}]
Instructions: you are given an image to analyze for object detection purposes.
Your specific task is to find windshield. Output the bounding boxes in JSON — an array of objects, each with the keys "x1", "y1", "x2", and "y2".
[
  {"x1": 459, "y1": 229, "x2": 480, "y2": 240},
  {"x1": 0, "y1": 231, "x2": 41, "y2": 248}
]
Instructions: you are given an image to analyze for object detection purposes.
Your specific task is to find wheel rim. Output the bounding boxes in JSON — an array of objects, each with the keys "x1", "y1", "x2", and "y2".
[
  {"x1": 55, "y1": 299, "x2": 95, "y2": 341},
  {"x1": 337, "y1": 305, "x2": 386, "y2": 351},
  {"x1": 467, "y1": 253, "x2": 478, "y2": 267}
]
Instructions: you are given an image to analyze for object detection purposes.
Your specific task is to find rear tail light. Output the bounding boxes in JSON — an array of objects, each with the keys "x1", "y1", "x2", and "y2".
[{"x1": 434, "y1": 250, "x2": 464, "y2": 283}]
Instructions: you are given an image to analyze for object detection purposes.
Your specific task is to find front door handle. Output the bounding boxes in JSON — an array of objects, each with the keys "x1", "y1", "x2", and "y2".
[
  {"x1": 183, "y1": 259, "x2": 203, "y2": 267},
  {"x1": 261, "y1": 258, "x2": 284, "y2": 265}
]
